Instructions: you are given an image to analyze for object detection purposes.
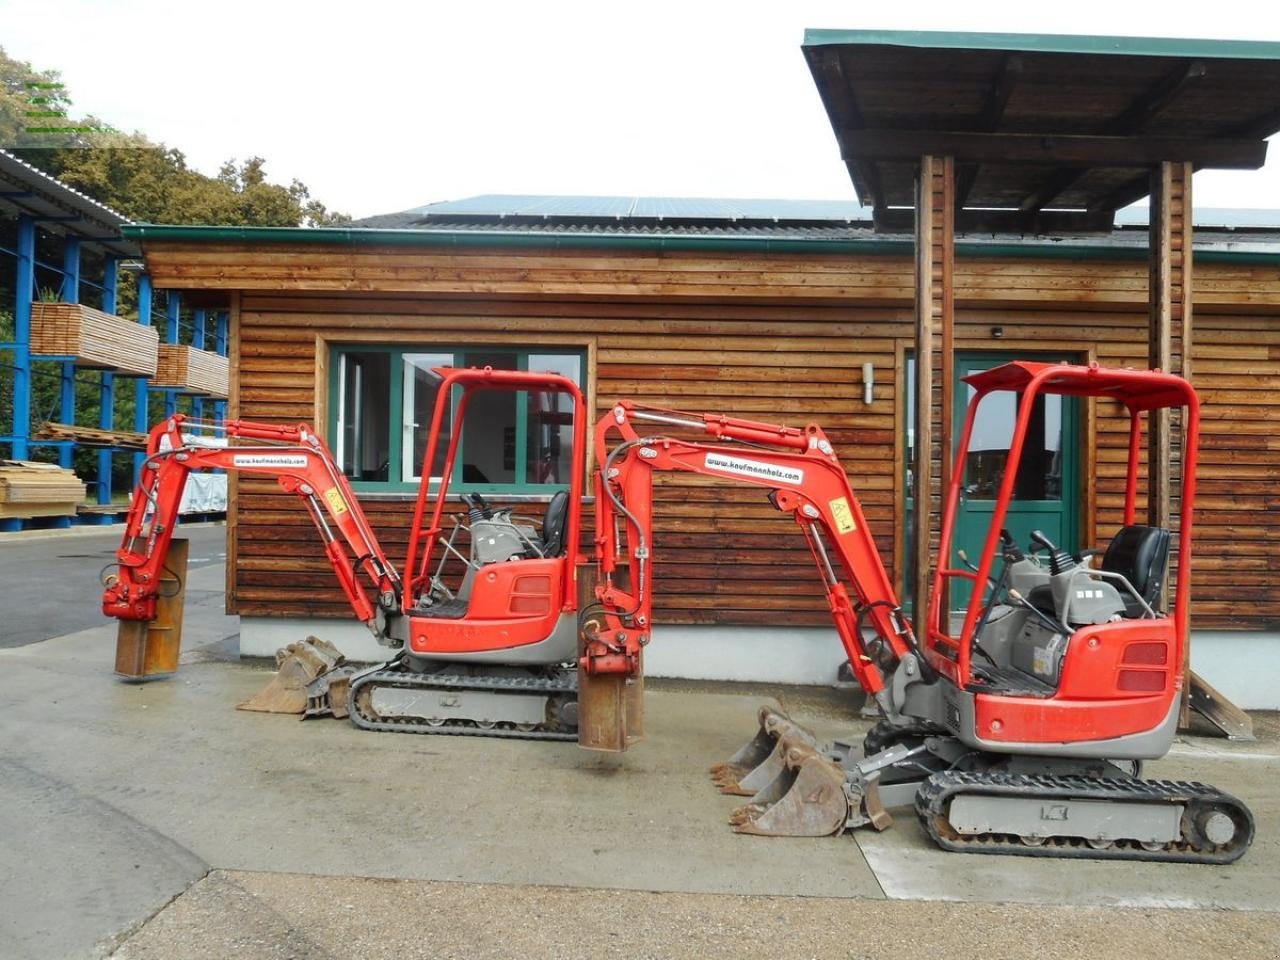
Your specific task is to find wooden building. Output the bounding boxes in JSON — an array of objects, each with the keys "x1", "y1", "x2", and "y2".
[{"x1": 125, "y1": 31, "x2": 1280, "y2": 707}]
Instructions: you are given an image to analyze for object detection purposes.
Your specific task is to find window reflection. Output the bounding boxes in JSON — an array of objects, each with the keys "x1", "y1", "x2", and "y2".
[{"x1": 964, "y1": 387, "x2": 1062, "y2": 501}]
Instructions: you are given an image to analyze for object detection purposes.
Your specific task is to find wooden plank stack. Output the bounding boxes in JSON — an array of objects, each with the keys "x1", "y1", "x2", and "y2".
[
  {"x1": 34, "y1": 422, "x2": 148, "y2": 451},
  {"x1": 153, "y1": 345, "x2": 229, "y2": 398},
  {"x1": 31, "y1": 302, "x2": 159, "y2": 377},
  {"x1": 0, "y1": 460, "x2": 86, "y2": 519}
]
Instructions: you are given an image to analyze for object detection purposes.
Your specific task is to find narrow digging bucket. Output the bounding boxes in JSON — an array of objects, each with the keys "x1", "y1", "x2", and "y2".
[
  {"x1": 238, "y1": 636, "x2": 347, "y2": 715},
  {"x1": 710, "y1": 704, "x2": 819, "y2": 796},
  {"x1": 729, "y1": 739, "x2": 850, "y2": 837}
]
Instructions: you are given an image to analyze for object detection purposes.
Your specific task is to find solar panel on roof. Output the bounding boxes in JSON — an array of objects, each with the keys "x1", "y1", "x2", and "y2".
[{"x1": 420, "y1": 194, "x2": 874, "y2": 223}]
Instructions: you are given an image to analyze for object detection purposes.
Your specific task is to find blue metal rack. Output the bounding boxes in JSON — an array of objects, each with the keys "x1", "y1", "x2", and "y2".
[{"x1": 0, "y1": 156, "x2": 230, "y2": 532}]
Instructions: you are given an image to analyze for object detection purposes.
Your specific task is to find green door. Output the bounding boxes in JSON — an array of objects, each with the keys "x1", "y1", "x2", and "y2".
[
  {"x1": 950, "y1": 353, "x2": 1079, "y2": 609},
  {"x1": 904, "y1": 352, "x2": 1080, "y2": 611}
]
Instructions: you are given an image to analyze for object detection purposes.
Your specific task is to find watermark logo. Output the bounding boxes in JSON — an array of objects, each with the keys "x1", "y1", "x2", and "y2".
[{"x1": 10, "y1": 81, "x2": 120, "y2": 146}]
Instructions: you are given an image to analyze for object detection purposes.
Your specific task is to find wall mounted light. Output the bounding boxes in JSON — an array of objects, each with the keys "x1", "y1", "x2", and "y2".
[
  {"x1": 862, "y1": 361, "x2": 875, "y2": 405},
  {"x1": 991, "y1": 325, "x2": 1004, "y2": 339}
]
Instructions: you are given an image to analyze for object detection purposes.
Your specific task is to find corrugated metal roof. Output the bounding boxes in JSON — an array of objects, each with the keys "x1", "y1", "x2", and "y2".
[
  {"x1": 357, "y1": 196, "x2": 1280, "y2": 235},
  {"x1": 0, "y1": 149, "x2": 137, "y2": 256}
]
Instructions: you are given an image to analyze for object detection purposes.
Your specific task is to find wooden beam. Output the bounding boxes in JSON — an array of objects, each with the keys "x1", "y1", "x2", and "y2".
[
  {"x1": 912, "y1": 158, "x2": 934, "y2": 641},
  {"x1": 912, "y1": 156, "x2": 954, "y2": 639},
  {"x1": 1022, "y1": 61, "x2": 1207, "y2": 214},
  {"x1": 842, "y1": 130, "x2": 1266, "y2": 169},
  {"x1": 956, "y1": 53, "x2": 1023, "y2": 207},
  {"x1": 820, "y1": 49, "x2": 888, "y2": 216},
  {"x1": 1148, "y1": 163, "x2": 1173, "y2": 533}
]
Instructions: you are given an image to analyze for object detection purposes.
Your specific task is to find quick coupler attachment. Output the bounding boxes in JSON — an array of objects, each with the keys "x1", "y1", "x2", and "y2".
[{"x1": 709, "y1": 704, "x2": 819, "y2": 796}]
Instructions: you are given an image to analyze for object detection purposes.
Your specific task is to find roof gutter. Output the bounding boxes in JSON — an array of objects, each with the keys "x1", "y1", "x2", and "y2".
[{"x1": 120, "y1": 223, "x2": 1280, "y2": 266}]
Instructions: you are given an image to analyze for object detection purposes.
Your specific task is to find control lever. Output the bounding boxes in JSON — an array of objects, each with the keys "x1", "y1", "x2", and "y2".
[
  {"x1": 999, "y1": 528, "x2": 1026, "y2": 562},
  {"x1": 1030, "y1": 529, "x2": 1073, "y2": 576}
]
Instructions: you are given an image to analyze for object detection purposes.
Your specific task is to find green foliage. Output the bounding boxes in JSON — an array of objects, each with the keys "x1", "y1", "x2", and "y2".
[{"x1": 1, "y1": 45, "x2": 349, "y2": 227}]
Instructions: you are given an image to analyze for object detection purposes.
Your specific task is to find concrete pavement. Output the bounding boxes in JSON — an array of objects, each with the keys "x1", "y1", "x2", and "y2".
[{"x1": 0, "y1": 547, "x2": 1277, "y2": 958}]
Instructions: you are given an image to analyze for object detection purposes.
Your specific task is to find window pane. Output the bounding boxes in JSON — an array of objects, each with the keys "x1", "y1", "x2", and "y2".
[
  {"x1": 526, "y1": 354, "x2": 580, "y2": 485},
  {"x1": 460, "y1": 351, "x2": 518, "y2": 484},
  {"x1": 964, "y1": 387, "x2": 1063, "y2": 501},
  {"x1": 403, "y1": 353, "x2": 454, "y2": 482},
  {"x1": 338, "y1": 352, "x2": 390, "y2": 481}
]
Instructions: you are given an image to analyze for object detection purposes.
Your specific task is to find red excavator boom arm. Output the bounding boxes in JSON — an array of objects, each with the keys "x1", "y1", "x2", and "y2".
[
  {"x1": 103, "y1": 414, "x2": 401, "y2": 634},
  {"x1": 587, "y1": 401, "x2": 916, "y2": 698}
]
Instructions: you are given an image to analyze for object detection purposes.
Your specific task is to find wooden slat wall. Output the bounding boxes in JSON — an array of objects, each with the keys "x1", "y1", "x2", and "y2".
[{"x1": 142, "y1": 243, "x2": 1280, "y2": 631}]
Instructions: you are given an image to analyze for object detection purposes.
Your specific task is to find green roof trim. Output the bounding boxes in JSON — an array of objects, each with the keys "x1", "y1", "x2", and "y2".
[
  {"x1": 120, "y1": 224, "x2": 1280, "y2": 266},
  {"x1": 801, "y1": 28, "x2": 1280, "y2": 61}
]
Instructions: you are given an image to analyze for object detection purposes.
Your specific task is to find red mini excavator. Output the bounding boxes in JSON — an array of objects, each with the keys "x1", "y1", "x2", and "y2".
[{"x1": 103, "y1": 361, "x2": 1253, "y2": 861}]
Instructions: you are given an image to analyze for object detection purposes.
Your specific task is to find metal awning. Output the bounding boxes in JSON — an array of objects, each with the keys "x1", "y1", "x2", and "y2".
[
  {"x1": 803, "y1": 30, "x2": 1280, "y2": 231},
  {"x1": 0, "y1": 149, "x2": 137, "y2": 257}
]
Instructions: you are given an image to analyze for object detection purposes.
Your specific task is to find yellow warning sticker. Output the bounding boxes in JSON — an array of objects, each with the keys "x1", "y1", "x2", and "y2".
[
  {"x1": 324, "y1": 487, "x2": 349, "y2": 516},
  {"x1": 829, "y1": 496, "x2": 856, "y2": 534}
]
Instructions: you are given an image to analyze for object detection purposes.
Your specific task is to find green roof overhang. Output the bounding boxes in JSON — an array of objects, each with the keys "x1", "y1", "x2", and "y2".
[
  {"x1": 802, "y1": 29, "x2": 1280, "y2": 61},
  {"x1": 120, "y1": 223, "x2": 1280, "y2": 266}
]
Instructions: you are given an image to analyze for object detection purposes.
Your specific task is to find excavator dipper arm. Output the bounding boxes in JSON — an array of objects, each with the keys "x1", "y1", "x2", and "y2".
[
  {"x1": 103, "y1": 414, "x2": 401, "y2": 636},
  {"x1": 587, "y1": 402, "x2": 914, "y2": 698}
]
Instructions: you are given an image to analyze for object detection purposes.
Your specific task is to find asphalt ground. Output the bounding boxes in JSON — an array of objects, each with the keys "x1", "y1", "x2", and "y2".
[{"x1": 0, "y1": 523, "x2": 227, "y2": 648}]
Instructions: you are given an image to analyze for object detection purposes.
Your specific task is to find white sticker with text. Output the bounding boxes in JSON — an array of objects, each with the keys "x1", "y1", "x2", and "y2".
[{"x1": 704, "y1": 453, "x2": 803, "y2": 485}]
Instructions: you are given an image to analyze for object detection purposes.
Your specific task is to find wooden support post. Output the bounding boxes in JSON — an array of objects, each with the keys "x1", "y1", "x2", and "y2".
[
  {"x1": 912, "y1": 155, "x2": 955, "y2": 638},
  {"x1": 114, "y1": 537, "x2": 188, "y2": 680},
  {"x1": 575, "y1": 562, "x2": 644, "y2": 752},
  {"x1": 1151, "y1": 161, "x2": 1201, "y2": 729},
  {"x1": 1148, "y1": 163, "x2": 1175, "y2": 531}
]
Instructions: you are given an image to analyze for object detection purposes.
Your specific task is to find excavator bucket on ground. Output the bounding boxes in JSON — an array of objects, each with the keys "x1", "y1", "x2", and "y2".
[
  {"x1": 728, "y1": 737, "x2": 857, "y2": 837},
  {"x1": 237, "y1": 636, "x2": 349, "y2": 715},
  {"x1": 709, "y1": 704, "x2": 819, "y2": 796}
]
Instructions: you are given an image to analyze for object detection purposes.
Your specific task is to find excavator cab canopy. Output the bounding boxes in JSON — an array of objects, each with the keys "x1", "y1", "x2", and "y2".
[
  {"x1": 402, "y1": 366, "x2": 588, "y2": 615},
  {"x1": 929, "y1": 361, "x2": 1199, "y2": 689}
]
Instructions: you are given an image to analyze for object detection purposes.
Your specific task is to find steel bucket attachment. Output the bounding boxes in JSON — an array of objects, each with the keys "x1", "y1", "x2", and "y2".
[
  {"x1": 710, "y1": 704, "x2": 819, "y2": 796},
  {"x1": 237, "y1": 636, "x2": 347, "y2": 715},
  {"x1": 728, "y1": 738, "x2": 853, "y2": 837}
]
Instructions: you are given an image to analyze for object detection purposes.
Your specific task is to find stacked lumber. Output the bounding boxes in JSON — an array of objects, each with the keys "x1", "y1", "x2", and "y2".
[
  {"x1": 153, "y1": 345, "x2": 229, "y2": 398},
  {"x1": 34, "y1": 422, "x2": 148, "y2": 450},
  {"x1": 0, "y1": 460, "x2": 87, "y2": 519},
  {"x1": 31, "y1": 302, "x2": 159, "y2": 377}
]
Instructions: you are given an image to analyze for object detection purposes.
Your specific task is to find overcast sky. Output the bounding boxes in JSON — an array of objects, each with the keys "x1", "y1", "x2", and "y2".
[{"x1": 4, "y1": 0, "x2": 1280, "y2": 219}]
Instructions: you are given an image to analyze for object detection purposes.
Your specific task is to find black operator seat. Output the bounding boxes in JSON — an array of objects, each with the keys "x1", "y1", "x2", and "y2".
[
  {"x1": 1100, "y1": 524, "x2": 1171, "y2": 617},
  {"x1": 541, "y1": 489, "x2": 570, "y2": 556}
]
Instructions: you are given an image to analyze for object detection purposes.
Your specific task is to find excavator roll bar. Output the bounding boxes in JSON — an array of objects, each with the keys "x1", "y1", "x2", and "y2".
[
  {"x1": 586, "y1": 400, "x2": 922, "y2": 710},
  {"x1": 103, "y1": 414, "x2": 401, "y2": 634}
]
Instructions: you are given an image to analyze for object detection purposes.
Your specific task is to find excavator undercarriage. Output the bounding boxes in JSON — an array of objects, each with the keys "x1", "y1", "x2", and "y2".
[
  {"x1": 104, "y1": 361, "x2": 1256, "y2": 863},
  {"x1": 710, "y1": 705, "x2": 1253, "y2": 862}
]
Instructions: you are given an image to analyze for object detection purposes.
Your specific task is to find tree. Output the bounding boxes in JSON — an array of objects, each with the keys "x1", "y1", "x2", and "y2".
[{"x1": 1, "y1": 45, "x2": 349, "y2": 227}]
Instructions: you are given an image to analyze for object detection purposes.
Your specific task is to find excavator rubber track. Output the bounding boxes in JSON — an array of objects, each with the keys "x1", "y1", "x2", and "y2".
[
  {"x1": 916, "y1": 770, "x2": 1254, "y2": 863},
  {"x1": 347, "y1": 665, "x2": 578, "y2": 741}
]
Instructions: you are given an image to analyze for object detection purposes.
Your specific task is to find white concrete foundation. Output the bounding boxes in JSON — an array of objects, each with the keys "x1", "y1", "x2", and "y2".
[{"x1": 238, "y1": 617, "x2": 1280, "y2": 708}]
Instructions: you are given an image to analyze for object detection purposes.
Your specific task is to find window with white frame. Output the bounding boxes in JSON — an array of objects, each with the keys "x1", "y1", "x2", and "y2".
[{"x1": 332, "y1": 346, "x2": 584, "y2": 492}]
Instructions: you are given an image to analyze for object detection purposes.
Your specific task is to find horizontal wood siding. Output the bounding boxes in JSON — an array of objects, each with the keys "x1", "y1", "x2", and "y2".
[{"x1": 140, "y1": 243, "x2": 1280, "y2": 631}]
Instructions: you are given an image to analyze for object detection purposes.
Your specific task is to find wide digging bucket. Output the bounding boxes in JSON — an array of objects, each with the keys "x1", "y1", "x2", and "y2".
[
  {"x1": 237, "y1": 636, "x2": 347, "y2": 715},
  {"x1": 729, "y1": 738, "x2": 851, "y2": 837},
  {"x1": 710, "y1": 704, "x2": 819, "y2": 796}
]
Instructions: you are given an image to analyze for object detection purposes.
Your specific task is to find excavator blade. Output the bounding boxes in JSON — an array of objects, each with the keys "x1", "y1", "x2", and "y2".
[
  {"x1": 237, "y1": 636, "x2": 347, "y2": 715},
  {"x1": 729, "y1": 739, "x2": 851, "y2": 837},
  {"x1": 709, "y1": 704, "x2": 819, "y2": 796}
]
